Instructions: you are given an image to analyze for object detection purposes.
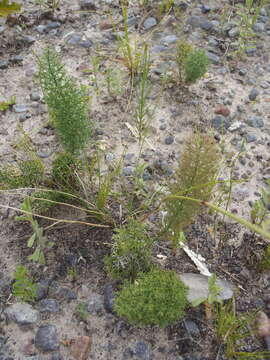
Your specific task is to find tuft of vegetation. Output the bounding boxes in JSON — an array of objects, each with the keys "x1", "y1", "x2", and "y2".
[
  {"x1": 0, "y1": 96, "x2": 16, "y2": 112},
  {"x1": 52, "y1": 152, "x2": 82, "y2": 191},
  {"x1": 12, "y1": 265, "x2": 37, "y2": 303},
  {"x1": 37, "y1": 47, "x2": 92, "y2": 155},
  {"x1": 114, "y1": 268, "x2": 188, "y2": 327},
  {"x1": 0, "y1": 0, "x2": 21, "y2": 17},
  {"x1": 104, "y1": 219, "x2": 153, "y2": 281},
  {"x1": 165, "y1": 133, "x2": 220, "y2": 243},
  {"x1": 259, "y1": 245, "x2": 270, "y2": 271},
  {"x1": 30, "y1": 190, "x2": 69, "y2": 214},
  {"x1": 176, "y1": 40, "x2": 209, "y2": 84},
  {"x1": 74, "y1": 302, "x2": 89, "y2": 322}
]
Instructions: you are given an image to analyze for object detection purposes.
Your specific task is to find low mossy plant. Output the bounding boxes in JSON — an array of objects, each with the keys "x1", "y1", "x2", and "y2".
[
  {"x1": 104, "y1": 219, "x2": 153, "y2": 281},
  {"x1": 114, "y1": 268, "x2": 188, "y2": 327},
  {"x1": 12, "y1": 265, "x2": 37, "y2": 303}
]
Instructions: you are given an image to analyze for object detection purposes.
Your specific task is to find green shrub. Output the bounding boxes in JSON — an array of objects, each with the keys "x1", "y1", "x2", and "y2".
[
  {"x1": 114, "y1": 268, "x2": 188, "y2": 327},
  {"x1": 31, "y1": 190, "x2": 69, "y2": 213},
  {"x1": 185, "y1": 49, "x2": 209, "y2": 84},
  {"x1": 12, "y1": 265, "x2": 37, "y2": 303},
  {"x1": 165, "y1": 133, "x2": 220, "y2": 238},
  {"x1": 52, "y1": 152, "x2": 82, "y2": 190},
  {"x1": 38, "y1": 47, "x2": 92, "y2": 155},
  {"x1": 104, "y1": 219, "x2": 153, "y2": 281},
  {"x1": 176, "y1": 40, "x2": 209, "y2": 84}
]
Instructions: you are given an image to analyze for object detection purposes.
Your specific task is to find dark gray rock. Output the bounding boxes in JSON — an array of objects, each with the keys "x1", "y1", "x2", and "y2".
[
  {"x1": 184, "y1": 319, "x2": 200, "y2": 335},
  {"x1": 122, "y1": 166, "x2": 134, "y2": 176},
  {"x1": 212, "y1": 115, "x2": 229, "y2": 131},
  {"x1": 253, "y1": 22, "x2": 265, "y2": 32},
  {"x1": 260, "y1": 81, "x2": 269, "y2": 89},
  {"x1": 201, "y1": 4, "x2": 211, "y2": 13},
  {"x1": 248, "y1": 88, "x2": 259, "y2": 101},
  {"x1": 246, "y1": 115, "x2": 264, "y2": 128},
  {"x1": 165, "y1": 135, "x2": 174, "y2": 145},
  {"x1": 35, "y1": 325, "x2": 59, "y2": 352},
  {"x1": 5, "y1": 303, "x2": 39, "y2": 325},
  {"x1": 10, "y1": 55, "x2": 23, "y2": 64},
  {"x1": 152, "y1": 45, "x2": 167, "y2": 53},
  {"x1": 51, "y1": 352, "x2": 62, "y2": 360},
  {"x1": 187, "y1": 16, "x2": 204, "y2": 27},
  {"x1": 143, "y1": 17, "x2": 157, "y2": 30},
  {"x1": 104, "y1": 284, "x2": 115, "y2": 313},
  {"x1": 228, "y1": 27, "x2": 239, "y2": 37},
  {"x1": 0, "y1": 60, "x2": 9, "y2": 69},
  {"x1": 21, "y1": 35, "x2": 36, "y2": 45},
  {"x1": 19, "y1": 113, "x2": 31, "y2": 122},
  {"x1": 206, "y1": 52, "x2": 220, "y2": 64},
  {"x1": 80, "y1": 0, "x2": 96, "y2": 10},
  {"x1": 245, "y1": 133, "x2": 257, "y2": 143},
  {"x1": 30, "y1": 92, "x2": 40, "y2": 101},
  {"x1": 48, "y1": 281, "x2": 77, "y2": 301},
  {"x1": 38, "y1": 299, "x2": 60, "y2": 313},
  {"x1": 36, "y1": 280, "x2": 50, "y2": 300},
  {"x1": 47, "y1": 21, "x2": 61, "y2": 29},
  {"x1": 87, "y1": 293, "x2": 103, "y2": 314},
  {"x1": 65, "y1": 33, "x2": 82, "y2": 45},
  {"x1": 200, "y1": 21, "x2": 213, "y2": 31},
  {"x1": 134, "y1": 341, "x2": 152, "y2": 360},
  {"x1": 245, "y1": 47, "x2": 256, "y2": 56},
  {"x1": 36, "y1": 25, "x2": 48, "y2": 34},
  {"x1": 239, "y1": 68, "x2": 247, "y2": 76}
]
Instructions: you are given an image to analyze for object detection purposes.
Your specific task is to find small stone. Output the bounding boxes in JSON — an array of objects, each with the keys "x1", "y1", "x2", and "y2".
[
  {"x1": 143, "y1": 17, "x2": 157, "y2": 30},
  {"x1": 38, "y1": 299, "x2": 60, "y2": 313},
  {"x1": 184, "y1": 319, "x2": 200, "y2": 335},
  {"x1": 246, "y1": 115, "x2": 264, "y2": 128},
  {"x1": 87, "y1": 293, "x2": 103, "y2": 314},
  {"x1": 122, "y1": 166, "x2": 134, "y2": 176},
  {"x1": 201, "y1": 5, "x2": 211, "y2": 13},
  {"x1": 228, "y1": 27, "x2": 239, "y2": 37},
  {"x1": 253, "y1": 22, "x2": 265, "y2": 32},
  {"x1": 80, "y1": 0, "x2": 96, "y2": 10},
  {"x1": 35, "y1": 325, "x2": 59, "y2": 352},
  {"x1": 104, "y1": 284, "x2": 115, "y2": 313},
  {"x1": 249, "y1": 88, "x2": 259, "y2": 101},
  {"x1": 30, "y1": 92, "x2": 40, "y2": 101},
  {"x1": 161, "y1": 35, "x2": 177, "y2": 44},
  {"x1": 239, "y1": 68, "x2": 247, "y2": 76},
  {"x1": 21, "y1": 35, "x2": 35, "y2": 45},
  {"x1": 260, "y1": 81, "x2": 269, "y2": 89},
  {"x1": 245, "y1": 133, "x2": 257, "y2": 143},
  {"x1": 152, "y1": 45, "x2": 167, "y2": 53},
  {"x1": 70, "y1": 336, "x2": 91, "y2": 360},
  {"x1": 0, "y1": 60, "x2": 9, "y2": 69},
  {"x1": 233, "y1": 185, "x2": 249, "y2": 201},
  {"x1": 51, "y1": 352, "x2": 63, "y2": 360},
  {"x1": 36, "y1": 280, "x2": 50, "y2": 300},
  {"x1": 79, "y1": 39, "x2": 93, "y2": 48},
  {"x1": 19, "y1": 113, "x2": 31, "y2": 122},
  {"x1": 214, "y1": 105, "x2": 230, "y2": 117},
  {"x1": 212, "y1": 115, "x2": 229, "y2": 131},
  {"x1": 134, "y1": 341, "x2": 152, "y2": 360},
  {"x1": 65, "y1": 33, "x2": 82, "y2": 45},
  {"x1": 5, "y1": 303, "x2": 39, "y2": 326},
  {"x1": 13, "y1": 104, "x2": 28, "y2": 113},
  {"x1": 165, "y1": 135, "x2": 174, "y2": 145},
  {"x1": 9, "y1": 55, "x2": 23, "y2": 64},
  {"x1": 37, "y1": 151, "x2": 51, "y2": 159},
  {"x1": 206, "y1": 52, "x2": 220, "y2": 65},
  {"x1": 47, "y1": 21, "x2": 61, "y2": 29},
  {"x1": 246, "y1": 47, "x2": 256, "y2": 56},
  {"x1": 36, "y1": 25, "x2": 48, "y2": 33},
  {"x1": 200, "y1": 21, "x2": 213, "y2": 31},
  {"x1": 0, "y1": 25, "x2": 6, "y2": 34},
  {"x1": 228, "y1": 121, "x2": 242, "y2": 132},
  {"x1": 179, "y1": 273, "x2": 234, "y2": 304}
]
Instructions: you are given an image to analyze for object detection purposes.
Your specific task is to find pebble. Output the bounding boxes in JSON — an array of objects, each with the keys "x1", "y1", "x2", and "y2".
[
  {"x1": 104, "y1": 284, "x2": 115, "y2": 313},
  {"x1": 38, "y1": 299, "x2": 60, "y2": 313},
  {"x1": 122, "y1": 166, "x2": 134, "y2": 176},
  {"x1": 80, "y1": 0, "x2": 96, "y2": 10},
  {"x1": 200, "y1": 21, "x2": 213, "y2": 31},
  {"x1": 5, "y1": 303, "x2": 39, "y2": 326},
  {"x1": 206, "y1": 52, "x2": 220, "y2": 65},
  {"x1": 21, "y1": 35, "x2": 36, "y2": 45},
  {"x1": 239, "y1": 68, "x2": 247, "y2": 76},
  {"x1": 184, "y1": 319, "x2": 200, "y2": 335},
  {"x1": 260, "y1": 81, "x2": 269, "y2": 89},
  {"x1": 0, "y1": 60, "x2": 9, "y2": 69},
  {"x1": 9, "y1": 55, "x2": 23, "y2": 64},
  {"x1": 143, "y1": 17, "x2": 157, "y2": 30},
  {"x1": 253, "y1": 22, "x2": 265, "y2": 32},
  {"x1": 87, "y1": 292, "x2": 103, "y2": 314},
  {"x1": 36, "y1": 25, "x2": 48, "y2": 34},
  {"x1": 215, "y1": 105, "x2": 230, "y2": 117},
  {"x1": 248, "y1": 88, "x2": 259, "y2": 101},
  {"x1": 19, "y1": 113, "x2": 31, "y2": 122},
  {"x1": 133, "y1": 341, "x2": 152, "y2": 360},
  {"x1": 35, "y1": 325, "x2": 59, "y2": 352},
  {"x1": 246, "y1": 115, "x2": 264, "y2": 128},
  {"x1": 228, "y1": 121, "x2": 242, "y2": 132},
  {"x1": 165, "y1": 135, "x2": 174, "y2": 145},
  {"x1": 37, "y1": 151, "x2": 51, "y2": 159},
  {"x1": 212, "y1": 115, "x2": 229, "y2": 131},
  {"x1": 228, "y1": 27, "x2": 239, "y2": 37},
  {"x1": 13, "y1": 104, "x2": 28, "y2": 113},
  {"x1": 161, "y1": 35, "x2": 177, "y2": 44},
  {"x1": 245, "y1": 133, "x2": 257, "y2": 143},
  {"x1": 36, "y1": 280, "x2": 50, "y2": 300},
  {"x1": 179, "y1": 273, "x2": 234, "y2": 304},
  {"x1": 30, "y1": 92, "x2": 40, "y2": 101}
]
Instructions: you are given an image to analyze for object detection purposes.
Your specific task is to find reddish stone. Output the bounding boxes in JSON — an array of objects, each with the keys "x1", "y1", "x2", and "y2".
[
  {"x1": 214, "y1": 105, "x2": 230, "y2": 117},
  {"x1": 70, "y1": 336, "x2": 92, "y2": 360}
]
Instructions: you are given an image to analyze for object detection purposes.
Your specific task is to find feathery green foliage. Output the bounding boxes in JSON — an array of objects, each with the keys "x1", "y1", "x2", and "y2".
[
  {"x1": 165, "y1": 133, "x2": 220, "y2": 238},
  {"x1": 114, "y1": 268, "x2": 188, "y2": 327},
  {"x1": 12, "y1": 265, "x2": 37, "y2": 302},
  {"x1": 105, "y1": 219, "x2": 153, "y2": 281},
  {"x1": 38, "y1": 48, "x2": 91, "y2": 154},
  {"x1": 176, "y1": 40, "x2": 209, "y2": 84}
]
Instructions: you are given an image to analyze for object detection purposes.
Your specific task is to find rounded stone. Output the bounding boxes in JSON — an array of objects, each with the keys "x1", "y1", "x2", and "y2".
[
  {"x1": 143, "y1": 17, "x2": 157, "y2": 30},
  {"x1": 5, "y1": 303, "x2": 39, "y2": 326},
  {"x1": 35, "y1": 325, "x2": 59, "y2": 352},
  {"x1": 165, "y1": 135, "x2": 174, "y2": 145}
]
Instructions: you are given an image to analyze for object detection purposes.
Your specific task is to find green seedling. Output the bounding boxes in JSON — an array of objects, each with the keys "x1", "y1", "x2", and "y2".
[
  {"x1": 16, "y1": 197, "x2": 52, "y2": 264},
  {"x1": 74, "y1": 302, "x2": 89, "y2": 322},
  {"x1": 12, "y1": 265, "x2": 37, "y2": 303},
  {"x1": 0, "y1": 96, "x2": 16, "y2": 111},
  {"x1": 0, "y1": 0, "x2": 21, "y2": 16}
]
